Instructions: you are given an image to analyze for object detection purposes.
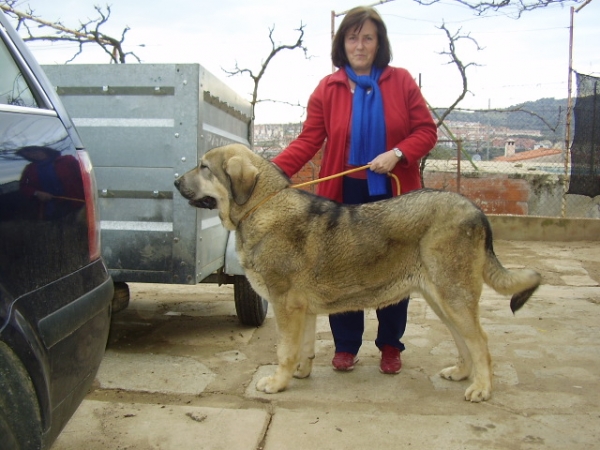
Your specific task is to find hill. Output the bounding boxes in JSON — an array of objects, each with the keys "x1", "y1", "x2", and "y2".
[{"x1": 436, "y1": 97, "x2": 567, "y2": 141}]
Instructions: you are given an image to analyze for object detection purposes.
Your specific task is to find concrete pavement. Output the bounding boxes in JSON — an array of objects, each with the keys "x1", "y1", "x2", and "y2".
[{"x1": 52, "y1": 240, "x2": 600, "y2": 449}]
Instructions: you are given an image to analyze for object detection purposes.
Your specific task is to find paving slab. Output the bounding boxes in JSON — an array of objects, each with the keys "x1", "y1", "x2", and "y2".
[
  {"x1": 97, "y1": 350, "x2": 216, "y2": 395},
  {"x1": 261, "y1": 409, "x2": 598, "y2": 450},
  {"x1": 53, "y1": 401, "x2": 269, "y2": 450}
]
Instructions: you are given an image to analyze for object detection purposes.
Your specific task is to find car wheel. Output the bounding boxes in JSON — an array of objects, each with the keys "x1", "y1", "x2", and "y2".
[
  {"x1": 233, "y1": 275, "x2": 268, "y2": 327},
  {"x1": 0, "y1": 342, "x2": 43, "y2": 450},
  {"x1": 112, "y1": 282, "x2": 130, "y2": 313}
]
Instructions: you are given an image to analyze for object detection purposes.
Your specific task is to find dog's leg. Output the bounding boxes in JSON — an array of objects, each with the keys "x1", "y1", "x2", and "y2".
[
  {"x1": 422, "y1": 284, "x2": 491, "y2": 402},
  {"x1": 425, "y1": 294, "x2": 473, "y2": 381},
  {"x1": 441, "y1": 306, "x2": 492, "y2": 402},
  {"x1": 294, "y1": 313, "x2": 316, "y2": 379},
  {"x1": 456, "y1": 324, "x2": 491, "y2": 402},
  {"x1": 256, "y1": 300, "x2": 306, "y2": 393},
  {"x1": 421, "y1": 289, "x2": 473, "y2": 382},
  {"x1": 439, "y1": 322, "x2": 473, "y2": 382}
]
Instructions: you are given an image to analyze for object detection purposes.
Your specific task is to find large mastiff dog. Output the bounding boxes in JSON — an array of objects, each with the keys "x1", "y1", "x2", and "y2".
[{"x1": 175, "y1": 144, "x2": 541, "y2": 402}]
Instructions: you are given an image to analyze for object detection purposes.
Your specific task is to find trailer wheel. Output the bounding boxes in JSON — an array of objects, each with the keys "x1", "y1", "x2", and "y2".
[
  {"x1": 233, "y1": 275, "x2": 268, "y2": 326},
  {"x1": 112, "y1": 282, "x2": 130, "y2": 313}
]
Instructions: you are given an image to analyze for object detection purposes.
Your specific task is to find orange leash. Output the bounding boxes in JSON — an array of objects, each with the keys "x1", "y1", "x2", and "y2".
[
  {"x1": 291, "y1": 164, "x2": 401, "y2": 195},
  {"x1": 52, "y1": 195, "x2": 85, "y2": 203}
]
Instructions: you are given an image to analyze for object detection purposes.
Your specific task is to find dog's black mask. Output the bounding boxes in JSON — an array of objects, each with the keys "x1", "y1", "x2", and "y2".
[{"x1": 189, "y1": 196, "x2": 217, "y2": 210}]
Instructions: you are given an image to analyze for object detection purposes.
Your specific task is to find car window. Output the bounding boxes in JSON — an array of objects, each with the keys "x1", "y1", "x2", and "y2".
[{"x1": 0, "y1": 37, "x2": 38, "y2": 108}]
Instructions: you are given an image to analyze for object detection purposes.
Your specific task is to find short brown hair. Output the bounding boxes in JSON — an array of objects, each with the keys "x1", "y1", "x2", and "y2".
[{"x1": 331, "y1": 6, "x2": 392, "y2": 69}]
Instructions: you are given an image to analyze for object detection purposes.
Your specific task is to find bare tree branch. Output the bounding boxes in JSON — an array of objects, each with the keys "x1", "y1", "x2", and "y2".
[
  {"x1": 223, "y1": 22, "x2": 310, "y2": 124},
  {"x1": 413, "y1": 0, "x2": 578, "y2": 17},
  {"x1": 420, "y1": 23, "x2": 484, "y2": 181},
  {"x1": 435, "y1": 23, "x2": 484, "y2": 126},
  {"x1": 256, "y1": 98, "x2": 307, "y2": 117},
  {"x1": 0, "y1": 2, "x2": 141, "y2": 63}
]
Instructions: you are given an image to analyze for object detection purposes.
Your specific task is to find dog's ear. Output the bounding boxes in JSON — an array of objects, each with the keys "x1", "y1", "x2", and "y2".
[{"x1": 224, "y1": 155, "x2": 259, "y2": 205}]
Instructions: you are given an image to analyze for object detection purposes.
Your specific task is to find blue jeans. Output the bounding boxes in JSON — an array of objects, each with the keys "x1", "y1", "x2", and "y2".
[{"x1": 329, "y1": 176, "x2": 409, "y2": 354}]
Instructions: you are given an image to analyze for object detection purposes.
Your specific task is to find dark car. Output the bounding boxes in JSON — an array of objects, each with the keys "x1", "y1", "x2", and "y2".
[{"x1": 0, "y1": 12, "x2": 113, "y2": 450}]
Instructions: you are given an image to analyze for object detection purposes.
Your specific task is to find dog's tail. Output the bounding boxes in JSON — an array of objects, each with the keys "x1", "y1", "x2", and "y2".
[{"x1": 481, "y1": 219, "x2": 541, "y2": 314}]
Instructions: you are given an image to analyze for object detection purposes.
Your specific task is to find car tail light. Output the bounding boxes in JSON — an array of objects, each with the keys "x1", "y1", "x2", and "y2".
[{"x1": 76, "y1": 150, "x2": 101, "y2": 261}]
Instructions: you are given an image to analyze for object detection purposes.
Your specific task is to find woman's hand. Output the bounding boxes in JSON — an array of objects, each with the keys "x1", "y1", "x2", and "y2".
[
  {"x1": 369, "y1": 150, "x2": 400, "y2": 174},
  {"x1": 33, "y1": 190, "x2": 53, "y2": 202}
]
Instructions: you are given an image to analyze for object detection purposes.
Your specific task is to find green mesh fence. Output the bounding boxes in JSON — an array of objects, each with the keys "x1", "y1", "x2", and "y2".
[{"x1": 568, "y1": 72, "x2": 600, "y2": 197}]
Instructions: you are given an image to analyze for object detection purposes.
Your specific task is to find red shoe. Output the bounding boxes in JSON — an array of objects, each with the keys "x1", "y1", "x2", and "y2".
[
  {"x1": 380, "y1": 345, "x2": 402, "y2": 374},
  {"x1": 332, "y1": 352, "x2": 358, "y2": 371}
]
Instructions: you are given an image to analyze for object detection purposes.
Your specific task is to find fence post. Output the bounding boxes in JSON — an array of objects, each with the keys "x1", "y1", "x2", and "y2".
[{"x1": 457, "y1": 139, "x2": 462, "y2": 194}]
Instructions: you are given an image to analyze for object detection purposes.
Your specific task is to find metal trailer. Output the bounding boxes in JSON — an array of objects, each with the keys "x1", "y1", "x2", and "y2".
[{"x1": 42, "y1": 63, "x2": 267, "y2": 326}]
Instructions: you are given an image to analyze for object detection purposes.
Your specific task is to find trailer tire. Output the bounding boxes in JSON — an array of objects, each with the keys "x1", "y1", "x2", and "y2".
[
  {"x1": 233, "y1": 275, "x2": 268, "y2": 326},
  {"x1": 112, "y1": 282, "x2": 130, "y2": 313}
]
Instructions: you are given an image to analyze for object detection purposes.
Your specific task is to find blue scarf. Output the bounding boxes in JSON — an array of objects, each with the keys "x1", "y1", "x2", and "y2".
[
  {"x1": 346, "y1": 65, "x2": 388, "y2": 196},
  {"x1": 36, "y1": 156, "x2": 64, "y2": 197}
]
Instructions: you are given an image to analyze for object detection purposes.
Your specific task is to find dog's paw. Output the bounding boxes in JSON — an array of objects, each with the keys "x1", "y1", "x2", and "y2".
[
  {"x1": 440, "y1": 365, "x2": 469, "y2": 381},
  {"x1": 293, "y1": 358, "x2": 313, "y2": 379},
  {"x1": 464, "y1": 382, "x2": 491, "y2": 402},
  {"x1": 256, "y1": 375, "x2": 286, "y2": 394}
]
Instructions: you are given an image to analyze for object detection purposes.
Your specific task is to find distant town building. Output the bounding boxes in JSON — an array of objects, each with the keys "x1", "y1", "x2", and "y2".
[
  {"x1": 254, "y1": 123, "x2": 303, "y2": 156},
  {"x1": 505, "y1": 139, "x2": 516, "y2": 157},
  {"x1": 254, "y1": 120, "x2": 554, "y2": 158},
  {"x1": 438, "y1": 121, "x2": 542, "y2": 143}
]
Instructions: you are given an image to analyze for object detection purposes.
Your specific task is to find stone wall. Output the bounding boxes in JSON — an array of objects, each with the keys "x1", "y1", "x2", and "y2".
[{"x1": 424, "y1": 172, "x2": 530, "y2": 215}]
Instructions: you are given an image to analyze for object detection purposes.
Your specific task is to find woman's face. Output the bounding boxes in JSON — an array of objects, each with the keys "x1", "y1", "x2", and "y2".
[
  {"x1": 21, "y1": 148, "x2": 49, "y2": 161},
  {"x1": 344, "y1": 19, "x2": 379, "y2": 76}
]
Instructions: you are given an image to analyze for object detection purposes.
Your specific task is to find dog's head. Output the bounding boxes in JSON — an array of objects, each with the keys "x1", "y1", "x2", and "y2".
[{"x1": 174, "y1": 144, "x2": 277, "y2": 230}]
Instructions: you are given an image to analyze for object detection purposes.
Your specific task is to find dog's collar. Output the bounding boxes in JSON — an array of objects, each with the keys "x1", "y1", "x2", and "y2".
[{"x1": 238, "y1": 190, "x2": 282, "y2": 224}]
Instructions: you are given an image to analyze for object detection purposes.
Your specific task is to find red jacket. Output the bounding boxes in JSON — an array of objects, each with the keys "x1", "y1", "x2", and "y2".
[{"x1": 272, "y1": 66, "x2": 438, "y2": 202}]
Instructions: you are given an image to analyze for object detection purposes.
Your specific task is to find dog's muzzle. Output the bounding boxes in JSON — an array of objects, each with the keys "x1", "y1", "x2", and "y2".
[
  {"x1": 189, "y1": 196, "x2": 217, "y2": 209},
  {"x1": 174, "y1": 178, "x2": 217, "y2": 210}
]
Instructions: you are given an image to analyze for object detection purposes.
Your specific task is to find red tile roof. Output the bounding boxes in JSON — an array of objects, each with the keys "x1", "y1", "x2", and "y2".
[{"x1": 493, "y1": 148, "x2": 562, "y2": 162}]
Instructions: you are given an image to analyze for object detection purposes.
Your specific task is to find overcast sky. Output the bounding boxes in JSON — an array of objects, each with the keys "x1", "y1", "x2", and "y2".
[{"x1": 7, "y1": 0, "x2": 599, "y2": 124}]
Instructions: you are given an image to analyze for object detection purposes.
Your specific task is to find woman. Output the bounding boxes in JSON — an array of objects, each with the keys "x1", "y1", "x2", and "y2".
[{"x1": 272, "y1": 6, "x2": 437, "y2": 374}]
